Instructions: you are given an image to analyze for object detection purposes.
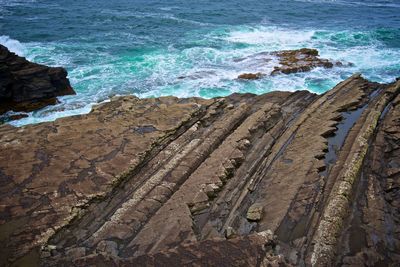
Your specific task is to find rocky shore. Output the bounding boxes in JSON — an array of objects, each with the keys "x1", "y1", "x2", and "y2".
[
  {"x1": 0, "y1": 48, "x2": 399, "y2": 266},
  {"x1": 0, "y1": 45, "x2": 75, "y2": 121}
]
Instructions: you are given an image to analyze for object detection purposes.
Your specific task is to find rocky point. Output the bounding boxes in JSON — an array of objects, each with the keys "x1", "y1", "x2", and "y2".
[{"x1": 0, "y1": 44, "x2": 75, "y2": 119}]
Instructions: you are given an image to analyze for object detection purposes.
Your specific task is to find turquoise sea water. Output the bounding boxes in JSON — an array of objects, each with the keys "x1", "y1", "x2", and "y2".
[{"x1": 1, "y1": 0, "x2": 399, "y2": 126}]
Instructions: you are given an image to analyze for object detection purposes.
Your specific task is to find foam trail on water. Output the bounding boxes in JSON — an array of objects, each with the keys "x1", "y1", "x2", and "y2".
[{"x1": 9, "y1": 101, "x2": 95, "y2": 127}]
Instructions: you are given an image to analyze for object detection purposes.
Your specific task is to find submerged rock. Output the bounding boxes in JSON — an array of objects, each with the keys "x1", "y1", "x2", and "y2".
[
  {"x1": 0, "y1": 44, "x2": 75, "y2": 115},
  {"x1": 238, "y1": 72, "x2": 264, "y2": 80}
]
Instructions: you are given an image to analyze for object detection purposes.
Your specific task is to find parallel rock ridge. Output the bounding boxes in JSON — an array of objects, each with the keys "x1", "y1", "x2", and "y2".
[
  {"x1": 0, "y1": 44, "x2": 75, "y2": 117},
  {"x1": 0, "y1": 74, "x2": 399, "y2": 266}
]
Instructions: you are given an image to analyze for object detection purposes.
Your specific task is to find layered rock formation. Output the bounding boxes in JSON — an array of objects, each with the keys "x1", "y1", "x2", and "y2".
[
  {"x1": 0, "y1": 44, "x2": 75, "y2": 116},
  {"x1": 0, "y1": 74, "x2": 399, "y2": 266}
]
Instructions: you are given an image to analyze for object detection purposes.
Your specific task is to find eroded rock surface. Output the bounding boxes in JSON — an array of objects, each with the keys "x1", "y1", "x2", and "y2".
[
  {"x1": 237, "y1": 48, "x2": 345, "y2": 79},
  {"x1": 336, "y1": 92, "x2": 400, "y2": 266},
  {"x1": 60, "y1": 231, "x2": 290, "y2": 266},
  {"x1": 0, "y1": 44, "x2": 75, "y2": 116},
  {"x1": 270, "y1": 48, "x2": 339, "y2": 75},
  {"x1": 0, "y1": 74, "x2": 399, "y2": 266}
]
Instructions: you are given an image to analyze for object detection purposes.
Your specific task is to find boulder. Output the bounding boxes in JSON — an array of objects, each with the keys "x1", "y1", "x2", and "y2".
[{"x1": 246, "y1": 203, "x2": 264, "y2": 221}]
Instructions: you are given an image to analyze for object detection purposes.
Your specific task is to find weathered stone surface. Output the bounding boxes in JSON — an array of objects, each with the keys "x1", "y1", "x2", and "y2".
[
  {"x1": 70, "y1": 232, "x2": 289, "y2": 267},
  {"x1": 308, "y1": 77, "x2": 400, "y2": 266},
  {"x1": 270, "y1": 48, "x2": 338, "y2": 75},
  {"x1": 224, "y1": 226, "x2": 236, "y2": 239},
  {"x1": 0, "y1": 44, "x2": 75, "y2": 116},
  {"x1": 246, "y1": 203, "x2": 263, "y2": 221},
  {"x1": 236, "y1": 48, "x2": 345, "y2": 79},
  {"x1": 335, "y1": 92, "x2": 400, "y2": 266},
  {"x1": 0, "y1": 74, "x2": 399, "y2": 267},
  {"x1": 0, "y1": 95, "x2": 211, "y2": 265}
]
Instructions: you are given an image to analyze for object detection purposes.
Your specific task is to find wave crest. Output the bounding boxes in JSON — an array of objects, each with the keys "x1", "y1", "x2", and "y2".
[
  {"x1": 0, "y1": 35, "x2": 26, "y2": 56},
  {"x1": 225, "y1": 26, "x2": 315, "y2": 47}
]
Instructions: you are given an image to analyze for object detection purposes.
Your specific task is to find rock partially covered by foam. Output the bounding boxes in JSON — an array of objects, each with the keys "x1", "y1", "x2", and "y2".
[
  {"x1": 237, "y1": 48, "x2": 347, "y2": 79},
  {"x1": 0, "y1": 44, "x2": 75, "y2": 115},
  {"x1": 238, "y1": 72, "x2": 264, "y2": 80},
  {"x1": 271, "y1": 48, "x2": 338, "y2": 75}
]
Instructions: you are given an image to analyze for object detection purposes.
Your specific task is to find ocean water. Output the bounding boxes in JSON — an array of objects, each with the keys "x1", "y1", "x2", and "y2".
[{"x1": 0, "y1": 0, "x2": 399, "y2": 126}]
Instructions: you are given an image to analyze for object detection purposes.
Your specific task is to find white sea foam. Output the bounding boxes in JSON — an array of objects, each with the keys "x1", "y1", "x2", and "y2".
[
  {"x1": 5, "y1": 23, "x2": 400, "y2": 126},
  {"x1": 121, "y1": 25, "x2": 399, "y2": 100},
  {"x1": 225, "y1": 26, "x2": 315, "y2": 48},
  {"x1": 9, "y1": 101, "x2": 94, "y2": 127},
  {"x1": 0, "y1": 35, "x2": 25, "y2": 56}
]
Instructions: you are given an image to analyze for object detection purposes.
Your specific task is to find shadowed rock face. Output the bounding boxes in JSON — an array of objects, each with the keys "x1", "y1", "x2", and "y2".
[
  {"x1": 0, "y1": 74, "x2": 399, "y2": 266},
  {"x1": 0, "y1": 45, "x2": 75, "y2": 116}
]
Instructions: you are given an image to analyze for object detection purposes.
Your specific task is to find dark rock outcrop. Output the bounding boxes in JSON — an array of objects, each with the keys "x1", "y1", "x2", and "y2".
[
  {"x1": 0, "y1": 74, "x2": 399, "y2": 266},
  {"x1": 0, "y1": 44, "x2": 75, "y2": 115}
]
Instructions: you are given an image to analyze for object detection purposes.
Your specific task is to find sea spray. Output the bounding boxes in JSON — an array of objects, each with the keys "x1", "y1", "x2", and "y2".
[{"x1": 0, "y1": 35, "x2": 25, "y2": 56}]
